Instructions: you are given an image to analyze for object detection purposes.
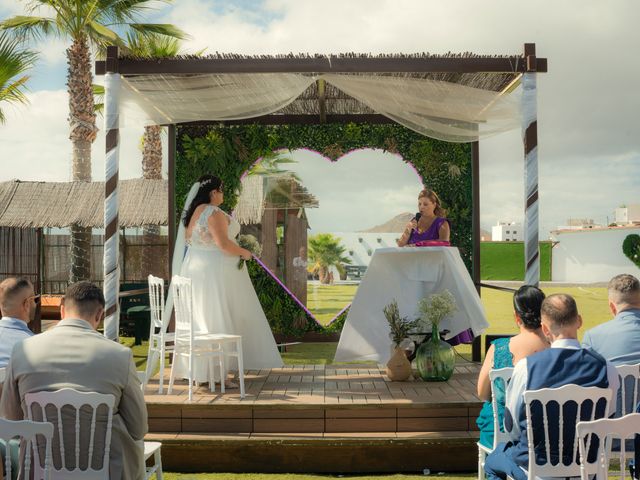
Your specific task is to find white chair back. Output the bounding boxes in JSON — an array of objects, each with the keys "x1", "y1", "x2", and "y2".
[
  {"x1": 148, "y1": 275, "x2": 165, "y2": 333},
  {"x1": 0, "y1": 417, "x2": 54, "y2": 480},
  {"x1": 489, "y1": 367, "x2": 514, "y2": 448},
  {"x1": 172, "y1": 275, "x2": 194, "y2": 346},
  {"x1": 523, "y1": 384, "x2": 612, "y2": 479},
  {"x1": 24, "y1": 388, "x2": 115, "y2": 480},
  {"x1": 615, "y1": 363, "x2": 640, "y2": 416},
  {"x1": 577, "y1": 413, "x2": 640, "y2": 480}
]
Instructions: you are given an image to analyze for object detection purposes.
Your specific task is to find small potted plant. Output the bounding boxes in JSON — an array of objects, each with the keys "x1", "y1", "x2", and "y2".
[
  {"x1": 384, "y1": 299, "x2": 417, "y2": 381},
  {"x1": 414, "y1": 290, "x2": 457, "y2": 382}
]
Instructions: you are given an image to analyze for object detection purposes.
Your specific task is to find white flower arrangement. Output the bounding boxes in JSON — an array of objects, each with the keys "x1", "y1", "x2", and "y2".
[{"x1": 417, "y1": 290, "x2": 457, "y2": 330}]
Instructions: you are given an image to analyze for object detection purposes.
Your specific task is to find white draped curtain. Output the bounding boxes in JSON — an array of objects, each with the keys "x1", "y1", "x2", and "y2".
[{"x1": 118, "y1": 72, "x2": 524, "y2": 143}]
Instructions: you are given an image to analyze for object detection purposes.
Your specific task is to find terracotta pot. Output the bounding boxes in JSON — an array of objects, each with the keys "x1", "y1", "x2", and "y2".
[{"x1": 386, "y1": 346, "x2": 412, "y2": 381}]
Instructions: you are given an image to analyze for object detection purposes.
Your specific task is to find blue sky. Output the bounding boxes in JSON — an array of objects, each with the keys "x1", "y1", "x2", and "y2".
[{"x1": 1, "y1": 0, "x2": 639, "y2": 236}]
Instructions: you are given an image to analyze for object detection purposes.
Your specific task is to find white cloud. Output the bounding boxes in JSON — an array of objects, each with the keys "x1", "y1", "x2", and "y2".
[{"x1": 0, "y1": 90, "x2": 152, "y2": 182}]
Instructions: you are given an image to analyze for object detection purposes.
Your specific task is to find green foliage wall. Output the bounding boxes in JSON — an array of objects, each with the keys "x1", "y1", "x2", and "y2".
[{"x1": 176, "y1": 123, "x2": 472, "y2": 336}]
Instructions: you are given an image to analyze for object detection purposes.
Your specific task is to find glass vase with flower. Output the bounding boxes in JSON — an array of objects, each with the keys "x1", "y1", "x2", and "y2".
[{"x1": 412, "y1": 290, "x2": 457, "y2": 382}]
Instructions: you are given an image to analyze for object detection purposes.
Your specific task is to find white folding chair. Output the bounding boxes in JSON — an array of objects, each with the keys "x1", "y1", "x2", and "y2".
[
  {"x1": 167, "y1": 276, "x2": 245, "y2": 401},
  {"x1": 615, "y1": 364, "x2": 640, "y2": 417},
  {"x1": 24, "y1": 388, "x2": 163, "y2": 480},
  {"x1": 144, "y1": 275, "x2": 175, "y2": 393},
  {"x1": 508, "y1": 384, "x2": 613, "y2": 480},
  {"x1": 25, "y1": 388, "x2": 115, "y2": 479},
  {"x1": 477, "y1": 367, "x2": 514, "y2": 480},
  {"x1": 611, "y1": 364, "x2": 640, "y2": 476},
  {"x1": 168, "y1": 276, "x2": 225, "y2": 402},
  {"x1": 577, "y1": 413, "x2": 640, "y2": 480},
  {"x1": 0, "y1": 417, "x2": 54, "y2": 480},
  {"x1": 143, "y1": 441, "x2": 163, "y2": 480}
]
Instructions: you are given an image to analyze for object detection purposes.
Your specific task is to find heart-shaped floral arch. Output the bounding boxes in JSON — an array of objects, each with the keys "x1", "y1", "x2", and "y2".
[{"x1": 176, "y1": 123, "x2": 472, "y2": 338}]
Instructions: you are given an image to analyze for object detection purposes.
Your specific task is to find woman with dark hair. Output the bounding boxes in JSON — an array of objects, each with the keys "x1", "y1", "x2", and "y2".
[
  {"x1": 397, "y1": 188, "x2": 450, "y2": 246},
  {"x1": 174, "y1": 174, "x2": 283, "y2": 386},
  {"x1": 475, "y1": 285, "x2": 549, "y2": 448}
]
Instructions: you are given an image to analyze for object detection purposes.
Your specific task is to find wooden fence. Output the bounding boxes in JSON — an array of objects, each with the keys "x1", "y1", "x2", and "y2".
[{"x1": 0, "y1": 228, "x2": 169, "y2": 294}]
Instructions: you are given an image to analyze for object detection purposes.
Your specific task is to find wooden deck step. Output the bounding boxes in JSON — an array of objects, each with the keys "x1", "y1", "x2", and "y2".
[{"x1": 146, "y1": 430, "x2": 480, "y2": 473}]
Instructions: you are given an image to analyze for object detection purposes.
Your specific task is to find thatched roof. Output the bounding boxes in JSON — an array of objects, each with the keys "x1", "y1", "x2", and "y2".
[
  {"x1": 0, "y1": 179, "x2": 167, "y2": 228},
  {"x1": 234, "y1": 173, "x2": 318, "y2": 225}
]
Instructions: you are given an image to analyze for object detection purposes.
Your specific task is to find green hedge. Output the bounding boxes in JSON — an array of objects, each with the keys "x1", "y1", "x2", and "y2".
[
  {"x1": 176, "y1": 123, "x2": 471, "y2": 336},
  {"x1": 480, "y1": 241, "x2": 552, "y2": 281}
]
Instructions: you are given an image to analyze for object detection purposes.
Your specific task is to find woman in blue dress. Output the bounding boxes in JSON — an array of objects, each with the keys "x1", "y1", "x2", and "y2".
[{"x1": 475, "y1": 285, "x2": 549, "y2": 448}]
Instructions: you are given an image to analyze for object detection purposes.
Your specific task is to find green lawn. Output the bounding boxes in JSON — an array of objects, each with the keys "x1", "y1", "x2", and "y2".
[
  {"x1": 306, "y1": 283, "x2": 358, "y2": 325},
  {"x1": 480, "y1": 242, "x2": 552, "y2": 281}
]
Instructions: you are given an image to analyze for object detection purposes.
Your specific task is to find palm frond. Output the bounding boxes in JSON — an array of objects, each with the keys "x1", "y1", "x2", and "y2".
[
  {"x1": 0, "y1": 15, "x2": 58, "y2": 41},
  {"x1": 0, "y1": 32, "x2": 37, "y2": 123},
  {"x1": 92, "y1": 83, "x2": 105, "y2": 115},
  {"x1": 86, "y1": 20, "x2": 123, "y2": 48},
  {"x1": 123, "y1": 30, "x2": 181, "y2": 57},
  {"x1": 128, "y1": 23, "x2": 188, "y2": 40}
]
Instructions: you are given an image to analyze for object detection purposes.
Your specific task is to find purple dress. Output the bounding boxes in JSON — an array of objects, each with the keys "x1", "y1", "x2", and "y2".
[
  {"x1": 407, "y1": 217, "x2": 449, "y2": 244},
  {"x1": 408, "y1": 217, "x2": 474, "y2": 346}
]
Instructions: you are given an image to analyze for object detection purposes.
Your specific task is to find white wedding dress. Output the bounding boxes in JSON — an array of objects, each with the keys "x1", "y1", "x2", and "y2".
[{"x1": 174, "y1": 204, "x2": 283, "y2": 383}]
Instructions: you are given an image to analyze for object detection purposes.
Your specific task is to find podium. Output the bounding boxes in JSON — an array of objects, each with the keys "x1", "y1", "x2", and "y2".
[{"x1": 333, "y1": 246, "x2": 489, "y2": 364}]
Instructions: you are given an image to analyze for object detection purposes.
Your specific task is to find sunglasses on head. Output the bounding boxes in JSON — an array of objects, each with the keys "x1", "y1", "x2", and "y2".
[{"x1": 24, "y1": 294, "x2": 41, "y2": 304}]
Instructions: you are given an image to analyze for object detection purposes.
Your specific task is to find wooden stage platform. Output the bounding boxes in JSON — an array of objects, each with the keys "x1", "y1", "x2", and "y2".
[{"x1": 144, "y1": 362, "x2": 483, "y2": 473}]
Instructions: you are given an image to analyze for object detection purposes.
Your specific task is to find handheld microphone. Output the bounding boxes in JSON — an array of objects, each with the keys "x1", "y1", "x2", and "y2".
[{"x1": 414, "y1": 212, "x2": 422, "y2": 223}]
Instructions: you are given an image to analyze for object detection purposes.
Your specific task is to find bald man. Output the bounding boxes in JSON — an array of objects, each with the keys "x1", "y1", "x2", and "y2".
[{"x1": 0, "y1": 277, "x2": 37, "y2": 368}]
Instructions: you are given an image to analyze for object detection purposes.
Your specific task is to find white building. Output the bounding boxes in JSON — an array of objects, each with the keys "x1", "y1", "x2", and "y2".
[
  {"x1": 491, "y1": 222, "x2": 523, "y2": 242},
  {"x1": 615, "y1": 205, "x2": 640, "y2": 225},
  {"x1": 556, "y1": 218, "x2": 600, "y2": 231},
  {"x1": 550, "y1": 226, "x2": 640, "y2": 282},
  {"x1": 325, "y1": 232, "x2": 400, "y2": 267}
]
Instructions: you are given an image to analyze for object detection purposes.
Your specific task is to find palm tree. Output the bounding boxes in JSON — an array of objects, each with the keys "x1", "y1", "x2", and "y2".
[
  {"x1": 1, "y1": 0, "x2": 185, "y2": 282},
  {"x1": 308, "y1": 233, "x2": 351, "y2": 285},
  {"x1": 0, "y1": 32, "x2": 36, "y2": 123}
]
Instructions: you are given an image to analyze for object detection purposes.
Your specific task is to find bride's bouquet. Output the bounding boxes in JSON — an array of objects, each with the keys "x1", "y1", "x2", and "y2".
[{"x1": 237, "y1": 234, "x2": 262, "y2": 269}]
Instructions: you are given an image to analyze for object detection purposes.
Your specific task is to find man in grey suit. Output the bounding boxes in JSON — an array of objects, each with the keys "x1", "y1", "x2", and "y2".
[
  {"x1": 582, "y1": 273, "x2": 640, "y2": 366},
  {"x1": 0, "y1": 281, "x2": 148, "y2": 479}
]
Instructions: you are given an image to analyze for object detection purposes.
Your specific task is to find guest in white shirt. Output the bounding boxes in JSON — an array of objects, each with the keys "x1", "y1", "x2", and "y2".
[{"x1": 0, "y1": 277, "x2": 37, "y2": 368}]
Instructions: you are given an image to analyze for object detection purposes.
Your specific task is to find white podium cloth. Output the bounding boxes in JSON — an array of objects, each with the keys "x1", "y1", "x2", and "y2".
[{"x1": 333, "y1": 246, "x2": 489, "y2": 364}]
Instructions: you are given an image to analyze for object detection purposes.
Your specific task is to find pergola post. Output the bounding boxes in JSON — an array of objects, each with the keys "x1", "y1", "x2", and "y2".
[
  {"x1": 103, "y1": 45, "x2": 121, "y2": 339},
  {"x1": 471, "y1": 140, "x2": 481, "y2": 361},
  {"x1": 522, "y1": 43, "x2": 540, "y2": 286}
]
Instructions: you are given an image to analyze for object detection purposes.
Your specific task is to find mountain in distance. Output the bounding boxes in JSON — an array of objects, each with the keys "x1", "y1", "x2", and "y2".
[{"x1": 360, "y1": 212, "x2": 413, "y2": 233}]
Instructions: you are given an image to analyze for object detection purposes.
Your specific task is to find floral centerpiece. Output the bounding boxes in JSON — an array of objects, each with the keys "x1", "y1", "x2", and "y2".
[
  {"x1": 414, "y1": 290, "x2": 457, "y2": 382},
  {"x1": 384, "y1": 299, "x2": 417, "y2": 381},
  {"x1": 237, "y1": 234, "x2": 262, "y2": 269}
]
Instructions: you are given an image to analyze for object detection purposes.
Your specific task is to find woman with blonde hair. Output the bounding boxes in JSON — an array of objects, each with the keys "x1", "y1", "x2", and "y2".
[{"x1": 397, "y1": 188, "x2": 450, "y2": 246}]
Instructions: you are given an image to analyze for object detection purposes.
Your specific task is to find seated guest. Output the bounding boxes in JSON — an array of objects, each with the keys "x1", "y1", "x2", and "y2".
[
  {"x1": 397, "y1": 188, "x2": 450, "y2": 246},
  {"x1": 582, "y1": 273, "x2": 640, "y2": 366},
  {"x1": 0, "y1": 277, "x2": 37, "y2": 368},
  {"x1": 0, "y1": 282, "x2": 148, "y2": 480},
  {"x1": 484, "y1": 294, "x2": 619, "y2": 480},
  {"x1": 476, "y1": 285, "x2": 548, "y2": 448}
]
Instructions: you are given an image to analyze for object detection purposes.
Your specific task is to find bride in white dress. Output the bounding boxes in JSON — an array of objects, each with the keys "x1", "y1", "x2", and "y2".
[{"x1": 173, "y1": 175, "x2": 283, "y2": 384}]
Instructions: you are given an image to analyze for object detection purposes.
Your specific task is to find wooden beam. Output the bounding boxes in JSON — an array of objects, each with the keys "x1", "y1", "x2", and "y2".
[
  {"x1": 96, "y1": 55, "x2": 548, "y2": 76},
  {"x1": 471, "y1": 140, "x2": 481, "y2": 362},
  {"x1": 168, "y1": 124, "x2": 176, "y2": 275}
]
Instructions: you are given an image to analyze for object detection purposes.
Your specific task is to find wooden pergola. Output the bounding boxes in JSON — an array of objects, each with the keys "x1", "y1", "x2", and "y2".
[{"x1": 95, "y1": 44, "x2": 548, "y2": 357}]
